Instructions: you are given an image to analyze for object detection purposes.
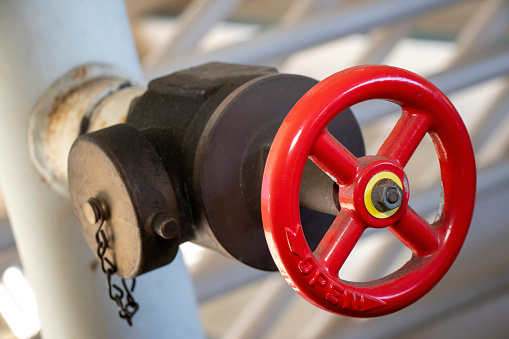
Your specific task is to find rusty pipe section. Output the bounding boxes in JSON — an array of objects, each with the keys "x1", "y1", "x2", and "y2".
[
  {"x1": 37, "y1": 62, "x2": 362, "y2": 275},
  {"x1": 28, "y1": 64, "x2": 146, "y2": 196},
  {"x1": 29, "y1": 62, "x2": 347, "y2": 221}
]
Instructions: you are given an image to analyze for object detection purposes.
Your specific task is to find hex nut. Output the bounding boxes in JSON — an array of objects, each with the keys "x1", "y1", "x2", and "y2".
[{"x1": 371, "y1": 179, "x2": 403, "y2": 212}]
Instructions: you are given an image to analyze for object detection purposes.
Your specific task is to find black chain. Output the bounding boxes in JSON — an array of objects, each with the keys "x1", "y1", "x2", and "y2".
[{"x1": 95, "y1": 215, "x2": 139, "y2": 326}]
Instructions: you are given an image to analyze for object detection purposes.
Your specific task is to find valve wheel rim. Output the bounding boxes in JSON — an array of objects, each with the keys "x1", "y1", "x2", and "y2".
[{"x1": 261, "y1": 65, "x2": 476, "y2": 317}]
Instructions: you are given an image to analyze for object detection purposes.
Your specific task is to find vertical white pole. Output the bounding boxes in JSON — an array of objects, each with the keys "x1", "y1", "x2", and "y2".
[{"x1": 0, "y1": 1, "x2": 203, "y2": 338}]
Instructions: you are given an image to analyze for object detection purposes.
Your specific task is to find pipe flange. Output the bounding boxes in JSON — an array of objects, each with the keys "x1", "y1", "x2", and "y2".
[{"x1": 29, "y1": 64, "x2": 138, "y2": 196}]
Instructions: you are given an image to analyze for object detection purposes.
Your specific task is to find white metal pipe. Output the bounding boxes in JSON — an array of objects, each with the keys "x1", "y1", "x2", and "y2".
[
  {"x1": 0, "y1": 1, "x2": 202, "y2": 338},
  {"x1": 297, "y1": 312, "x2": 347, "y2": 339},
  {"x1": 338, "y1": 271, "x2": 509, "y2": 339},
  {"x1": 263, "y1": 0, "x2": 344, "y2": 67},
  {"x1": 471, "y1": 82, "x2": 509, "y2": 153},
  {"x1": 143, "y1": 0, "x2": 242, "y2": 69},
  {"x1": 409, "y1": 158, "x2": 509, "y2": 219},
  {"x1": 357, "y1": 22, "x2": 413, "y2": 65},
  {"x1": 146, "y1": 0, "x2": 465, "y2": 78},
  {"x1": 183, "y1": 245, "x2": 269, "y2": 303},
  {"x1": 277, "y1": 0, "x2": 344, "y2": 28},
  {"x1": 447, "y1": 0, "x2": 509, "y2": 165},
  {"x1": 426, "y1": 35, "x2": 509, "y2": 94},
  {"x1": 449, "y1": 0, "x2": 509, "y2": 66},
  {"x1": 355, "y1": 48, "x2": 509, "y2": 125},
  {"x1": 477, "y1": 120, "x2": 509, "y2": 169},
  {"x1": 222, "y1": 274, "x2": 294, "y2": 339},
  {"x1": 194, "y1": 258, "x2": 269, "y2": 303}
]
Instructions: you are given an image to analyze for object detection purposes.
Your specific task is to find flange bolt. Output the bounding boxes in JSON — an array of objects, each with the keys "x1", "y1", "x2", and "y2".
[{"x1": 152, "y1": 213, "x2": 180, "y2": 240}]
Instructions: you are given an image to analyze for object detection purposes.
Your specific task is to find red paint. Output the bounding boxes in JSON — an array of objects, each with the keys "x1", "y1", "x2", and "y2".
[{"x1": 261, "y1": 65, "x2": 476, "y2": 317}]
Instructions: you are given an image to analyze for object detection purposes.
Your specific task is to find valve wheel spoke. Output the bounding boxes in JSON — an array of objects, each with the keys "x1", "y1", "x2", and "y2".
[
  {"x1": 388, "y1": 206, "x2": 440, "y2": 256},
  {"x1": 314, "y1": 209, "x2": 366, "y2": 277},
  {"x1": 377, "y1": 110, "x2": 432, "y2": 167},
  {"x1": 311, "y1": 129, "x2": 360, "y2": 185}
]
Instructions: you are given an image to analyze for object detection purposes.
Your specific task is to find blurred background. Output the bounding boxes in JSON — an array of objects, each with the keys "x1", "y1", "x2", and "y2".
[{"x1": 1, "y1": 0, "x2": 509, "y2": 337}]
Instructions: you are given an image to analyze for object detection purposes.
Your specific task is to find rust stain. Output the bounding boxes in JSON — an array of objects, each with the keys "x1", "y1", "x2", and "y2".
[
  {"x1": 45, "y1": 85, "x2": 86, "y2": 142},
  {"x1": 40, "y1": 175, "x2": 49, "y2": 185},
  {"x1": 46, "y1": 89, "x2": 73, "y2": 141},
  {"x1": 71, "y1": 66, "x2": 88, "y2": 80},
  {"x1": 44, "y1": 84, "x2": 89, "y2": 182},
  {"x1": 90, "y1": 259, "x2": 99, "y2": 274},
  {"x1": 98, "y1": 119, "x2": 107, "y2": 130}
]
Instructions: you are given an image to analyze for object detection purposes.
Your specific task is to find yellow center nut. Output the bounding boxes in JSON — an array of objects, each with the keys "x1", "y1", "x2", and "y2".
[{"x1": 364, "y1": 171, "x2": 403, "y2": 219}]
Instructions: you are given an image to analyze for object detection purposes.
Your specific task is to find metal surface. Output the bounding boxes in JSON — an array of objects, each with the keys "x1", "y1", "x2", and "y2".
[
  {"x1": 472, "y1": 81, "x2": 509, "y2": 154},
  {"x1": 222, "y1": 274, "x2": 294, "y2": 339},
  {"x1": 355, "y1": 47, "x2": 509, "y2": 125},
  {"x1": 262, "y1": 65, "x2": 476, "y2": 317},
  {"x1": 194, "y1": 71, "x2": 363, "y2": 270},
  {"x1": 68, "y1": 124, "x2": 181, "y2": 278},
  {"x1": 146, "y1": 0, "x2": 463, "y2": 78},
  {"x1": 2, "y1": 0, "x2": 507, "y2": 337},
  {"x1": 29, "y1": 64, "x2": 135, "y2": 196},
  {"x1": 0, "y1": 1, "x2": 203, "y2": 337},
  {"x1": 357, "y1": 22, "x2": 413, "y2": 65},
  {"x1": 124, "y1": 62, "x2": 364, "y2": 271},
  {"x1": 87, "y1": 86, "x2": 146, "y2": 133},
  {"x1": 126, "y1": 1, "x2": 509, "y2": 337},
  {"x1": 300, "y1": 160, "x2": 342, "y2": 216},
  {"x1": 266, "y1": 0, "x2": 344, "y2": 66},
  {"x1": 144, "y1": 0, "x2": 243, "y2": 68},
  {"x1": 126, "y1": 62, "x2": 280, "y2": 268},
  {"x1": 371, "y1": 178, "x2": 404, "y2": 213},
  {"x1": 449, "y1": 0, "x2": 509, "y2": 66}
]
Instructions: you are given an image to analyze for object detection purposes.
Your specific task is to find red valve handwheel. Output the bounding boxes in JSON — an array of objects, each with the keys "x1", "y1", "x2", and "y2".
[{"x1": 261, "y1": 65, "x2": 476, "y2": 317}]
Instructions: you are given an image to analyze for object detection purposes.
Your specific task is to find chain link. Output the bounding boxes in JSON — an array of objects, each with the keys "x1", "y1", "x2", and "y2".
[{"x1": 95, "y1": 215, "x2": 139, "y2": 326}]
